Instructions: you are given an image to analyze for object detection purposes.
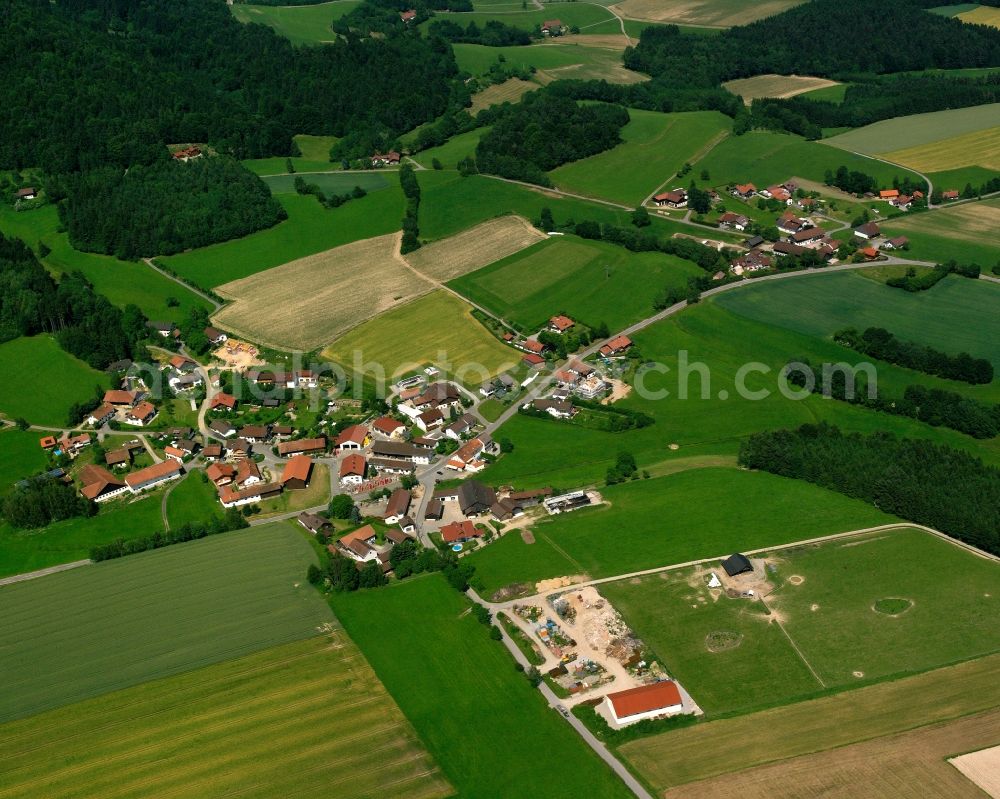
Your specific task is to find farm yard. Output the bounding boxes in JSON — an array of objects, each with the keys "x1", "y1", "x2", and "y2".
[
  {"x1": 603, "y1": 528, "x2": 1000, "y2": 717},
  {"x1": 447, "y1": 235, "x2": 704, "y2": 332},
  {"x1": 160, "y1": 188, "x2": 404, "y2": 290},
  {"x1": 0, "y1": 635, "x2": 452, "y2": 799},
  {"x1": 332, "y1": 575, "x2": 634, "y2": 799},
  {"x1": 608, "y1": 0, "x2": 804, "y2": 27},
  {"x1": 212, "y1": 232, "x2": 432, "y2": 351},
  {"x1": 0, "y1": 335, "x2": 109, "y2": 427},
  {"x1": 548, "y1": 109, "x2": 731, "y2": 205},
  {"x1": 722, "y1": 74, "x2": 841, "y2": 103},
  {"x1": 823, "y1": 102, "x2": 1000, "y2": 155},
  {"x1": 0, "y1": 522, "x2": 331, "y2": 722},
  {"x1": 322, "y1": 289, "x2": 518, "y2": 384},
  {"x1": 468, "y1": 467, "x2": 895, "y2": 597},
  {"x1": 404, "y1": 215, "x2": 546, "y2": 282},
  {"x1": 229, "y1": 0, "x2": 361, "y2": 45},
  {"x1": 621, "y1": 654, "x2": 1000, "y2": 794}
]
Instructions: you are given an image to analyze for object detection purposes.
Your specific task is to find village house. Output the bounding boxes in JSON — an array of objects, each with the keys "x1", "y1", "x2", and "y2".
[
  {"x1": 599, "y1": 335, "x2": 632, "y2": 358},
  {"x1": 540, "y1": 18, "x2": 564, "y2": 35},
  {"x1": 760, "y1": 184, "x2": 792, "y2": 203},
  {"x1": 548, "y1": 315, "x2": 575, "y2": 334},
  {"x1": 603, "y1": 681, "x2": 684, "y2": 727},
  {"x1": 383, "y1": 488, "x2": 412, "y2": 525},
  {"x1": 335, "y1": 424, "x2": 370, "y2": 451},
  {"x1": 219, "y1": 481, "x2": 281, "y2": 508},
  {"x1": 105, "y1": 448, "x2": 131, "y2": 469},
  {"x1": 412, "y1": 382, "x2": 463, "y2": 412},
  {"x1": 369, "y1": 457, "x2": 416, "y2": 475},
  {"x1": 16, "y1": 187, "x2": 37, "y2": 200},
  {"x1": 125, "y1": 460, "x2": 183, "y2": 493},
  {"x1": 335, "y1": 524, "x2": 381, "y2": 562},
  {"x1": 209, "y1": 392, "x2": 237, "y2": 411},
  {"x1": 163, "y1": 445, "x2": 187, "y2": 463},
  {"x1": 278, "y1": 436, "x2": 327, "y2": 457},
  {"x1": 103, "y1": 389, "x2": 137, "y2": 407},
  {"x1": 79, "y1": 464, "x2": 128, "y2": 503},
  {"x1": 854, "y1": 221, "x2": 881, "y2": 240},
  {"x1": 371, "y1": 440, "x2": 431, "y2": 464},
  {"x1": 790, "y1": 227, "x2": 826, "y2": 245},
  {"x1": 435, "y1": 480, "x2": 496, "y2": 516},
  {"x1": 147, "y1": 320, "x2": 176, "y2": 338},
  {"x1": 238, "y1": 425, "x2": 270, "y2": 444},
  {"x1": 576, "y1": 373, "x2": 609, "y2": 400},
  {"x1": 339, "y1": 453, "x2": 367, "y2": 485},
  {"x1": 881, "y1": 236, "x2": 909, "y2": 251},
  {"x1": 272, "y1": 424, "x2": 294, "y2": 439},
  {"x1": 514, "y1": 337, "x2": 547, "y2": 356},
  {"x1": 652, "y1": 189, "x2": 687, "y2": 208},
  {"x1": 416, "y1": 408, "x2": 445, "y2": 432},
  {"x1": 280, "y1": 455, "x2": 313, "y2": 490},
  {"x1": 206, "y1": 462, "x2": 236, "y2": 486},
  {"x1": 412, "y1": 436, "x2": 437, "y2": 450},
  {"x1": 234, "y1": 459, "x2": 261, "y2": 488},
  {"x1": 772, "y1": 241, "x2": 807, "y2": 257},
  {"x1": 447, "y1": 438, "x2": 488, "y2": 472},
  {"x1": 87, "y1": 403, "x2": 117, "y2": 427},
  {"x1": 797, "y1": 197, "x2": 817, "y2": 211},
  {"x1": 890, "y1": 194, "x2": 912, "y2": 210},
  {"x1": 209, "y1": 419, "x2": 237, "y2": 438},
  {"x1": 202, "y1": 444, "x2": 223, "y2": 460},
  {"x1": 444, "y1": 412, "x2": 479, "y2": 441},
  {"x1": 58, "y1": 433, "x2": 91, "y2": 455},
  {"x1": 124, "y1": 401, "x2": 157, "y2": 426},
  {"x1": 171, "y1": 145, "x2": 202, "y2": 161},
  {"x1": 479, "y1": 374, "x2": 516, "y2": 398},
  {"x1": 879, "y1": 189, "x2": 899, "y2": 201},
  {"x1": 730, "y1": 247, "x2": 773, "y2": 275},
  {"x1": 522, "y1": 352, "x2": 546, "y2": 369},
  {"x1": 941, "y1": 189, "x2": 960, "y2": 201},
  {"x1": 490, "y1": 496, "x2": 523, "y2": 522},
  {"x1": 859, "y1": 246, "x2": 880, "y2": 260},
  {"x1": 169, "y1": 355, "x2": 195, "y2": 373},
  {"x1": 400, "y1": 9, "x2": 416, "y2": 22},
  {"x1": 371, "y1": 151, "x2": 401, "y2": 167},
  {"x1": 440, "y1": 519, "x2": 482, "y2": 544},
  {"x1": 732, "y1": 183, "x2": 756, "y2": 199},
  {"x1": 372, "y1": 416, "x2": 406, "y2": 438},
  {"x1": 532, "y1": 398, "x2": 576, "y2": 420},
  {"x1": 204, "y1": 326, "x2": 227, "y2": 345},
  {"x1": 171, "y1": 373, "x2": 203, "y2": 391},
  {"x1": 298, "y1": 512, "x2": 332, "y2": 536},
  {"x1": 227, "y1": 438, "x2": 252, "y2": 460},
  {"x1": 718, "y1": 212, "x2": 749, "y2": 231}
]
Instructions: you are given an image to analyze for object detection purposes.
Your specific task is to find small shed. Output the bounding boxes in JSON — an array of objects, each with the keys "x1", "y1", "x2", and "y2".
[{"x1": 721, "y1": 553, "x2": 752, "y2": 577}]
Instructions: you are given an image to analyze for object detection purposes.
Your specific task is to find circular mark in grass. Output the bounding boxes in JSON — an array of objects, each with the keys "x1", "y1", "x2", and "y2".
[
  {"x1": 669, "y1": 443, "x2": 680, "y2": 451},
  {"x1": 788, "y1": 575, "x2": 805, "y2": 586},
  {"x1": 873, "y1": 597, "x2": 913, "y2": 616},
  {"x1": 810, "y1": 603, "x2": 820, "y2": 612},
  {"x1": 853, "y1": 670, "x2": 865, "y2": 679},
  {"x1": 706, "y1": 631, "x2": 743, "y2": 653}
]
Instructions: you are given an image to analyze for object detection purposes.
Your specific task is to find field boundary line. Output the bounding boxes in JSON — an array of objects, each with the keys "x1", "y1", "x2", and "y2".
[
  {"x1": 642, "y1": 128, "x2": 731, "y2": 207},
  {"x1": 538, "y1": 531, "x2": 587, "y2": 575},
  {"x1": 0, "y1": 560, "x2": 91, "y2": 587},
  {"x1": 142, "y1": 258, "x2": 221, "y2": 311}
]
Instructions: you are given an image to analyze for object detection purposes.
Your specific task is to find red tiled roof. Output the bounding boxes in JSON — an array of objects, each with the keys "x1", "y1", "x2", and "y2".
[
  {"x1": 372, "y1": 416, "x2": 404, "y2": 435},
  {"x1": 125, "y1": 460, "x2": 181, "y2": 489},
  {"x1": 280, "y1": 455, "x2": 313, "y2": 486},
  {"x1": 336, "y1": 424, "x2": 369, "y2": 447},
  {"x1": 278, "y1": 436, "x2": 326, "y2": 456},
  {"x1": 522, "y1": 353, "x2": 545, "y2": 366},
  {"x1": 441, "y1": 520, "x2": 480, "y2": 543},
  {"x1": 210, "y1": 392, "x2": 237, "y2": 410},
  {"x1": 607, "y1": 681, "x2": 682, "y2": 719},
  {"x1": 340, "y1": 453, "x2": 366, "y2": 478},
  {"x1": 104, "y1": 389, "x2": 135, "y2": 405},
  {"x1": 549, "y1": 315, "x2": 574, "y2": 332}
]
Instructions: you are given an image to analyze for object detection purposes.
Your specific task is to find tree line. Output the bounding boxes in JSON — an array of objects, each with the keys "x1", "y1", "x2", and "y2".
[
  {"x1": 738, "y1": 423, "x2": 1000, "y2": 556},
  {"x1": 429, "y1": 19, "x2": 534, "y2": 46},
  {"x1": 885, "y1": 261, "x2": 981, "y2": 292},
  {"x1": 475, "y1": 94, "x2": 630, "y2": 185},
  {"x1": 90, "y1": 508, "x2": 250, "y2": 562},
  {"x1": 2, "y1": 475, "x2": 94, "y2": 530},
  {"x1": 54, "y1": 157, "x2": 285, "y2": 259},
  {"x1": 400, "y1": 164, "x2": 422, "y2": 253},
  {"x1": 835, "y1": 327, "x2": 993, "y2": 385}
]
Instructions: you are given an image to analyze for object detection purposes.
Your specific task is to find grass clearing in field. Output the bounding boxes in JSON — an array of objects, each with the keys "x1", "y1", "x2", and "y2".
[
  {"x1": 470, "y1": 77, "x2": 539, "y2": 112},
  {"x1": 448, "y1": 234, "x2": 704, "y2": 331},
  {"x1": 880, "y1": 125, "x2": 1000, "y2": 172},
  {"x1": 549, "y1": 109, "x2": 731, "y2": 205},
  {"x1": 410, "y1": 126, "x2": 491, "y2": 170},
  {"x1": 165, "y1": 471, "x2": 223, "y2": 529},
  {"x1": 0, "y1": 635, "x2": 452, "y2": 799},
  {"x1": 0, "y1": 522, "x2": 332, "y2": 722},
  {"x1": 0, "y1": 336, "x2": 108, "y2": 427},
  {"x1": 404, "y1": 215, "x2": 546, "y2": 282},
  {"x1": 160, "y1": 188, "x2": 404, "y2": 290},
  {"x1": 723, "y1": 74, "x2": 840, "y2": 104},
  {"x1": 823, "y1": 103, "x2": 1000, "y2": 155},
  {"x1": 799, "y1": 82, "x2": 849, "y2": 103},
  {"x1": 609, "y1": 0, "x2": 804, "y2": 27},
  {"x1": 453, "y1": 40, "x2": 644, "y2": 85},
  {"x1": 323, "y1": 289, "x2": 518, "y2": 383},
  {"x1": 230, "y1": 1, "x2": 361, "y2": 45},
  {"x1": 331, "y1": 574, "x2": 634, "y2": 799},
  {"x1": 213, "y1": 232, "x2": 432, "y2": 351},
  {"x1": 0, "y1": 429, "x2": 50, "y2": 491},
  {"x1": 619, "y1": 652, "x2": 1000, "y2": 791}
]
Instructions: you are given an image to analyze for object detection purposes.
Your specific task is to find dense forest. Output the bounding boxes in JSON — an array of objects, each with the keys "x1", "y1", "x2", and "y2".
[
  {"x1": 739, "y1": 423, "x2": 1000, "y2": 556},
  {"x1": 55, "y1": 157, "x2": 285, "y2": 258},
  {"x1": 2, "y1": 476, "x2": 94, "y2": 529},
  {"x1": 0, "y1": 233, "x2": 147, "y2": 368},
  {"x1": 1, "y1": 0, "x2": 457, "y2": 171},
  {"x1": 429, "y1": 19, "x2": 535, "y2": 46},
  {"x1": 836, "y1": 328, "x2": 994, "y2": 385},
  {"x1": 475, "y1": 95, "x2": 630, "y2": 184}
]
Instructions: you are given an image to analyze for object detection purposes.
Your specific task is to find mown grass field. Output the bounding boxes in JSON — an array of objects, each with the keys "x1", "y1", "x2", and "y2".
[
  {"x1": 323, "y1": 289, "x2": 519, "y2": 384},
  {"x1": 0, "y1": 205, "x2": 212, "y2": 320},
  {"x1": 0, "y1": 522, "x2": 331, "y2": 722},
  {"x1": 881, "y1": 125, "x2": 1000, "y2": 172},
  {"x1": 823, "y1": 102, "x2": 1000, "y2": 155},
  {"x1": 331, "y1": 574, "x2": 634, "y2": 799},
  {"x1": 0, "y1": 634, "x2": 452, "y2": 799},
  {"x1": 620, "y1": 651, "x2": 1000, "y2": 792},
  {"x1": 165, "y1": 471, "x2": 222, "y2": 529},
  {"x1": 410, "y1": 126, "x2": 491, "y2": 170},
  {"x1": 881, "y1": 197, "x2": 1000, "y2": 266},
  {"x1": 453, "y1": 40, "x2": 645, "y2": 85},
  {"x1": 448, "y1": 235, "x2": 704, "y2": 331},
  {"x1": 959, "y1": 3, "x2": 1000, "y2": 27},
  {"x1": 609, "y1": 0, "x2": 803, "y2": 27},
  {"x1": 469, "y1": 467, "x2": 895, "y2": 596},
  {"x1": 0, "y1": 428, "x2": 49, "y2": 492},
  {"x1": 0, "y1": 335, "x2": 108, "y2": 427},
  {"x1": 690, "y1": 130, "x2": 923, "y2": 189},
  {"x1": 714, "y1": 269, "x2": 1000, "y2": 367},
  {"x1": 243, "y1": 134, "x2": 341, "y2": 175},
  {"x1": 548, "y1": 109, "x2": 731, "y2": 205},
  {"x1": 160, "y1": 187, "x2": 404, "y2": 290},
  {"x1": 603, "y1": 528, "x2": 1000, "y2": 716},
  {"x1": 470, "y1": 77, "x2": 539, "y2": 112},
  {"x1": 230, "y1": 0, "x2": 361, "y2": 45},
  {"x1": 799, "y1": 82, "x2": 849, "y2": 102},
  {"x1": 722, "y1": 74, "x2": 840, "y2": 104},
  {"x1": 212, "y1": 231, "x2": 432, "y2": 351}
]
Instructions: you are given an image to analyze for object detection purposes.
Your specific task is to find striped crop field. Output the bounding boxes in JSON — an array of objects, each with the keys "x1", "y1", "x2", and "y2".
[{"x1": 0, "y1": 635, "x2": 452, "y2": 799}]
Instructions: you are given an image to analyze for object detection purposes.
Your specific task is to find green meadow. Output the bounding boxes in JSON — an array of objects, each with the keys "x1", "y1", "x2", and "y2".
[
  {"x1": 159, "y1": 185, "x2": 404, "y2": 289},
  {"x1": 331, "y1": 574, "x2": 634, "y2": 799},
  {"x1": 549, "y1": 109, "x2": 731, "y2": 205},
  {"x1": 0, "y1": 522, "x2": 331, "y2": 722},
  {"x1": 421, "y1": 3, "x2": 624, "y2": 35},
  {"x1": 165, "y1": 471, "x2": 223, "y2": 529},
  {"x1": 0, "y1": 205, "x2": 213, "y2": 320},
  {"x1": 242, "y1": 132, "x2": 341, "y2": 175},
  {"x1": 452, "y1": 41, "x2": 644, "y2": 84},
  {"x1": 230, "y1": 0, "x2": 361, "y2": 45},
  {"x1": 448, "y1": 234, "x2": 703, "y2": 331},
  {"x1": 262, "y1": 171, "x2": 389, "y2": 194},
  {"x1": 410, "y1": 126, "x2": 491, "y2": 170},
  {"x1": 0, "y1": 428, "x2": 50, "y2": 490},
  {"x1": 470, "y1": 467, "x2": 894, "y2": 595},
  {"x1": 0, "y1": 335, "x2": 108, "y2": 427}
]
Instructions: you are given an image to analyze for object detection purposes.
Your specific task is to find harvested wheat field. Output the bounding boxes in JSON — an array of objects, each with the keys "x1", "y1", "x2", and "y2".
[
  {"x1": 959, "y1": 5, "x2": 1000, "y2": 29},
  {"x1": 891, "y1": 198, "x2": 1000, "y2": 244},
  {"x1": 610, "y1": 0, "x2": 803, "y2": 27},
  {"x1": 950, "y1": 744, "x2": 1000, "y2": 798},
  {"x1": 405, "y1": 216, "x2": 546, "y2": 282},
  {"x1": 882, "y1": 126, "x2": 1000, "y2": 172},
  {"x1": 212, "y1": 232, "x2": 433, "y2": 351},
  {"x1": 724, "y1": 74, "x2": 840, "y2": 105},
  {"x1": 470, "y1": 78, "x2": 538, "y2": 112},
  {"x1": 663, "y1": 709, "x2": 1000, "y2": 799}
]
